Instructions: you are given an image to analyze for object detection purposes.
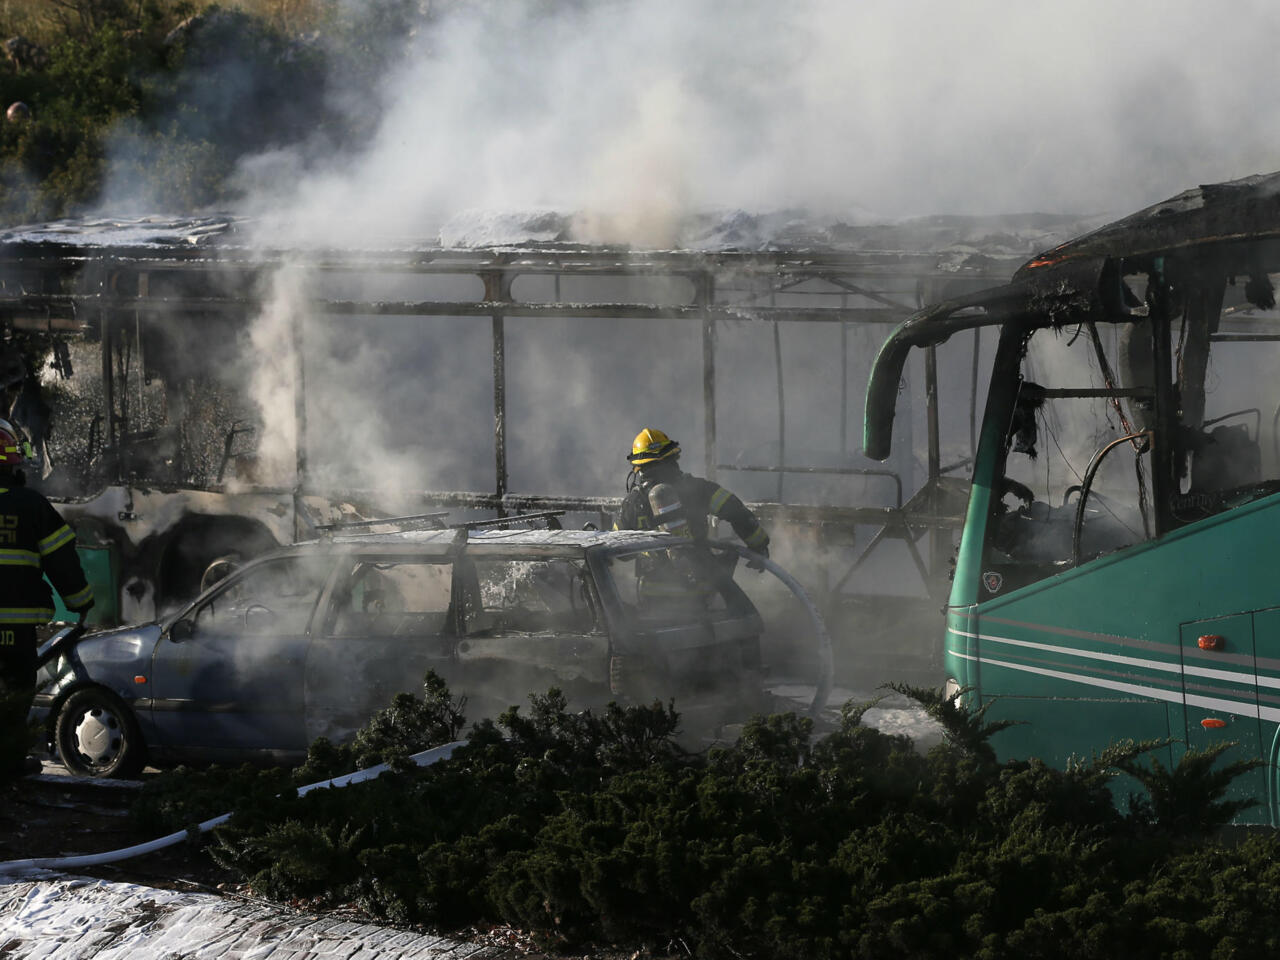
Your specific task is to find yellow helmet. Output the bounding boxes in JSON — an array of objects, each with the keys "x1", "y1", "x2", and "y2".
[{"x1": 627, "y1": 427, "x2": 680, "y2": 468}]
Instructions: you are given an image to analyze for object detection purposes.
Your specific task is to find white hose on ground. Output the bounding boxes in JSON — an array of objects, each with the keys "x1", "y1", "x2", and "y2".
[
  {"x1": 710, "y1": 541, "x2": 834, "y2": 717},
  {"x1": 0, "y1": 740, "x2": 467, "y2": 876}
]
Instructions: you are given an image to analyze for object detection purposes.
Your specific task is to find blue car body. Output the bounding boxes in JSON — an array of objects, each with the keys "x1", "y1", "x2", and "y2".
[{"x1": 33, "y1": 528, "x2": 766, "y2": 774}]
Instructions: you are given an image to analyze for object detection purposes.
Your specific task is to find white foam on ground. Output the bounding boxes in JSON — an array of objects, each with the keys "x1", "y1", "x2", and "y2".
[
  {"x1": 1, "y1": 879, "x2": 203, "y2": 955},
  {"x1": 0, "y1": 877, "x2": 481, "y2": 959},
  {"x1": 770, "y1": 683, "x2": 945, "y2": 749}
]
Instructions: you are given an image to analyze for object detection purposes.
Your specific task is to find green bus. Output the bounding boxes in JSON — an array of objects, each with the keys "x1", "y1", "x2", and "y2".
[{"x1": 864, "y1": 171, "x2": 1280, "y2": 823}]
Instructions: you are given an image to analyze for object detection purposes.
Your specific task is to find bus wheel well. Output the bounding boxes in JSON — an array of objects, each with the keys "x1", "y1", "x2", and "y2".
[{"x1": 156, "y1": 516, "x2": 279, "y2": 609}]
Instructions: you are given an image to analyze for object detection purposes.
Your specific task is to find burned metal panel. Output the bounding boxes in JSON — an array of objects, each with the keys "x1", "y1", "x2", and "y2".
[{"x1": 1018, "y1": 172, "x2": 1280, "y2": 274}]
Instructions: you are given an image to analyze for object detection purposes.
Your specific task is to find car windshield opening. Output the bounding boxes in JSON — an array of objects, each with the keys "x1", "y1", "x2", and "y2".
[{"x1": 191, "y1": 554, "x2": 331, "y2": 635}]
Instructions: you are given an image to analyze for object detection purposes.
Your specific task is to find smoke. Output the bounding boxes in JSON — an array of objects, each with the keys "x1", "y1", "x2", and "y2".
[
  {"x1": 26, "y1": 0, "x2": 1268, "y2": 727},
  {"x1": 234, "y1": 0, "x2": 1280, "y2": 247},
  {"x1": 242, "y1": 265, "x2": 501, "y2": 493},
  {"x1": 246, "y1": 269, "x2": 301, "y2": 486},
  {"x1": 134, "y1": 0, "x2": 1280, "y2": 574}
]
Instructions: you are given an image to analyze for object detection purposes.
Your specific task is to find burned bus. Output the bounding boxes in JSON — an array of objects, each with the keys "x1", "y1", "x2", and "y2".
[
  {"x1": 864, "y1": 171, "x2": 1280, "y2": 822},
  {"x1": 1, "y1": 213, "x2": 1048, "y2": 683},
  {"x1": 1, "y1": 220, "x2": 295, "y2": 627}
]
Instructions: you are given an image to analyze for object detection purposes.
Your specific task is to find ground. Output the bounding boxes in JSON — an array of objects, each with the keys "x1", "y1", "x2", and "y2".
[{"x1": 0, "y1": 765, "x2": 240, "y2": 892}]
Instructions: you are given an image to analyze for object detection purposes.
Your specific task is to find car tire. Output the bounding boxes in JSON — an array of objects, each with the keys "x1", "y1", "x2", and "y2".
[{"x1": 54, "y1": 688, "x2": 146, "y2": 779}]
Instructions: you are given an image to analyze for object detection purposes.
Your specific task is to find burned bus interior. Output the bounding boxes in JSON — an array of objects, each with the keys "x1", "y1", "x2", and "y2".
[
  {"x1": 0, "y1": 213, "x2": 1086, "y2": 683},
  {"x1": 866, "y1": 172, "x2": 1280, "y2": 598}
]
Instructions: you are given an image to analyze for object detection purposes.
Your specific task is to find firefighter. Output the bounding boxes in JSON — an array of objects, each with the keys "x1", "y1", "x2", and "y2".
[
  {"x1": 616, "y1": 427, "x2": 770, "y2": 563},
  {"x1": 0, "y1": 418, "x2": 92, "y2": 775}
]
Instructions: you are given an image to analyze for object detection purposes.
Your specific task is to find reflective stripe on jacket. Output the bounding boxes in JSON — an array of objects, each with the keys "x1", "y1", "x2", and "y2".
[
  {"x1": 616, "y1": 472, "x2": 769, "y2": 552},
  {"x1": 0, "y1": 485, "x2": 93, "y2": 625}
]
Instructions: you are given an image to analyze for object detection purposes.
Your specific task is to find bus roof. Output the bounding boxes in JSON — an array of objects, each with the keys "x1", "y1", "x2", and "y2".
[
  {"x1": 1016, "y1": 170, "x2": 1280, "y2": 274},
  {"x1": 862, "y1": 169, "x2": 1280, "y2": 462}
]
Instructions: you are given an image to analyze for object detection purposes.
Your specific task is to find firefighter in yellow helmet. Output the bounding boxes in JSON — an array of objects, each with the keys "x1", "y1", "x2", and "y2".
[{"x1": 615, "y1": 428, "x2": 770, "y2": 563}]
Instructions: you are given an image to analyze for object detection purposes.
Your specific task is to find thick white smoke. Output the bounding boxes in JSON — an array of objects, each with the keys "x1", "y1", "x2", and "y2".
[
  {"x1": 238, "y1": 0, "x2": 1280, "y2": 247},
  {"x1": 232, "y1": 0, "x2": 1280, "y2": 540}
]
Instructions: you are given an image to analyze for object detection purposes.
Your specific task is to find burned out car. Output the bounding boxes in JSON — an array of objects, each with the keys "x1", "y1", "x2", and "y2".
[{"x1": 32, "y1": 527, "x2": 768, "y2": 777}]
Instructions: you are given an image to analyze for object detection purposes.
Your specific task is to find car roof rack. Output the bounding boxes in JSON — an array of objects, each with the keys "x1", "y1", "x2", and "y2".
[
  {"x1": 314, "y1": 511, "x2": 452, "y2": 534},
  {"x1": 453, "y1": 510, "x2": 565, "y2": 532},
  {"x1": 313, "y1": 508, "x2": 567, "y2": 537}
]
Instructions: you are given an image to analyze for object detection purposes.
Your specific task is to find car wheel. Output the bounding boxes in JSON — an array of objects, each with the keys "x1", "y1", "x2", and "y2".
[{"x1": 54, "y1": 688, "x2": 145, "y2": 778}]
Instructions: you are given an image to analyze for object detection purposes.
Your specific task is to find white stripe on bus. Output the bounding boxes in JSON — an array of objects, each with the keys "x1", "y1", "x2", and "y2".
[
  {"x1": 952, "y1": 650, "x2": 1280, "y2": 723},
  {"x1": 948, "y1": 627, "x2": 1280, "y2": 691}
]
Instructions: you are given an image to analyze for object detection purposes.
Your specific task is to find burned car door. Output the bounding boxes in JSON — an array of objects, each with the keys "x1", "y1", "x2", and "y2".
[
  {"x1": 149, "y1": 553, "x2": 333, "y2": 758},
  {"x1": 454, "y1": 553, "x2": 609, "y2": 717},
  {"x1": 305, "y1": 555, "x2": 456, "y2": 744},
  {"x1": 602, "y1": 543, "x2": 764, "y2": 706}
]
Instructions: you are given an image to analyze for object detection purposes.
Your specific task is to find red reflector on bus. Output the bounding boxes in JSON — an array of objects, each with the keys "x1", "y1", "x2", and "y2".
[
  {"x1": 134, "y1": 676, "x2": 147, "y2": 684},
  {"x1": 1198, "y1": 635, "x2": 1224, "y2": 651},
  {"x1": 1201, "y1": 718, "x2": 1227, "y2": 729}
]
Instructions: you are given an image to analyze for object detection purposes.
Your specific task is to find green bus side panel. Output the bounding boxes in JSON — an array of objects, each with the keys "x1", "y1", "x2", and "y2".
[
  {"x1": 985, "y1": 697, "x2": 1171, "y2": 763},
  {"x1": 47, "y1": 544, "x2": 118, "y2": 626},
  {"x1": 985, "y1": 696, "x2": 1174, "y2": 813},
  {"x1": 1179, "y1": 614, "x2": 1270, "y2": 817},
  {"x1": 947, "y1": 491, "x2": 1280, "y2": 824}
]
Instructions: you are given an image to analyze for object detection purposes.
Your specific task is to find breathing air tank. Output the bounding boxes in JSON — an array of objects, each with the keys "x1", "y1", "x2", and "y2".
[{"x1": 646, "y1": 482, "x2": 690, "y2": 538}]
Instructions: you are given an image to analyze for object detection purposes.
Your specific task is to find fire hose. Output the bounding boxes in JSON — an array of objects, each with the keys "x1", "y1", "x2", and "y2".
[
  {"x1": 0, "y1": 740, "x2": 466, "y2": 876},
  {"x1": 710, "y1": 540, "x2": 833, "y2": 718}
]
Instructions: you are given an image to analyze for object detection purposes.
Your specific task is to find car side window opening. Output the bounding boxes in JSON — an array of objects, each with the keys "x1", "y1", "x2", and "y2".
[
  {"x1": 326, "y1": 559, "x2": 453, "y2": 637},
  {"x1": 190, "y1": 555, "x2": 331, "y2": 636},
  {"x1": 462, "y1": 557, "x2": 600, "y2": 636},
  {"x1": 608, "y1": 545, "x2": 729, "y2": 622}
]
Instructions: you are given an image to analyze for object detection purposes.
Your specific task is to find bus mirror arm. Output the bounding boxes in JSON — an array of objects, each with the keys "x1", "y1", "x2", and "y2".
[{"x1": 862, "y1": 283, "x2": 1051, "y2": 461}]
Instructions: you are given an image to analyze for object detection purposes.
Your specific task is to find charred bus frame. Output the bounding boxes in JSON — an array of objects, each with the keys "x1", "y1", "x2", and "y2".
[{"x1": 0, "y1": 221, "x2": 1019, "y2": 664}]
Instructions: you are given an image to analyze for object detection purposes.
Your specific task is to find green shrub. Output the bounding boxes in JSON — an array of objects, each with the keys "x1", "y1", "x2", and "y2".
[
  {"x1": 294, "y1": 670, "x2": 467, "y2": 782},
  {"x1": 130, "y1": 761, "x2": 292, "y2": 833},
  {"x1": 1114, "y1": 740, "x2": 1264, "y2": 836},
  {"x1": 0, "y1": 0, "x2": 373, "y2": 224},
  {"x1": 134, "y1": 678, "x2": 1280, "y2": 958}
]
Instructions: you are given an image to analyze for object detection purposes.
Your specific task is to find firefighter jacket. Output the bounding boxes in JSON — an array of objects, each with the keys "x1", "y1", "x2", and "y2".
[
  {"x1": 0, "y1": 484, "x2": 93, "y2": 625},
  {"x1": 616, "y1": 471, "x2": 770, "y2": 553}
]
